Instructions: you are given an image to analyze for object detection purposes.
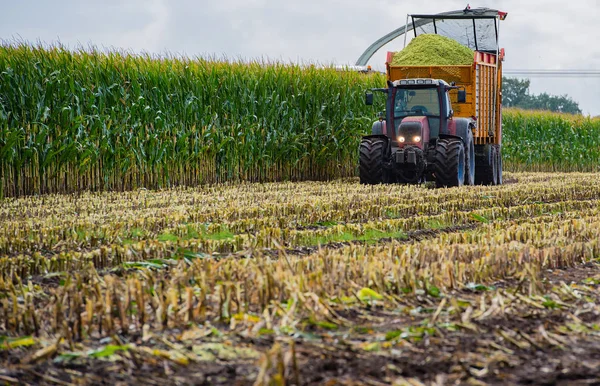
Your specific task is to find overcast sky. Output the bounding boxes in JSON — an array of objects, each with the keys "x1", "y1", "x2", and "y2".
[{"x1": 2, "y1": 0, "x2": 599, "y2": 115}]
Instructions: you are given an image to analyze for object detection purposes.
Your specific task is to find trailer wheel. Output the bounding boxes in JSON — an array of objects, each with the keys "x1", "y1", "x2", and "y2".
[
  {"x1": 495, "y1": 145, "x2": 503, "y2": 185},
  {"x1": 359, "y1": 137, "x2": 389, "y2": 184},
  {"x1": 465, "y1": 129, "x2": 475, "y2": 186},
  {"x1": 434, "y1": 139, "x2": 465, "y2": 188},
  {"x1": 475, "y1": 144, "x2": 497, "y2": 185}
]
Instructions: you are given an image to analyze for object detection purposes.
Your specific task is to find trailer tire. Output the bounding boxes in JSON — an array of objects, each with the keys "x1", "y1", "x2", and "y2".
[
  {"x1": 434, "y1": 139, "x2": 465, "y2": 188},
  {"x1": 359, "y1": 137, "x2": 389, "y2": 184},
  {"x1": 465, "y1": 129, "x2": 475, "y2": 186},
  {"x1": 495, "y1": 145, "x2": 503, "y2": 185},
  {"x1": 475, "y1": 144, "x2": 497, "y2": 185}
]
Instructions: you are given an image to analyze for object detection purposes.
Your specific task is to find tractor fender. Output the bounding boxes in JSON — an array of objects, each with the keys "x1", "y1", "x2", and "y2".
[
  {"x1": 361, "y1": 134, "x2": 390, "y2": 144},
  {"x1": 371, "y1": 120, "x2": 387, "y2": 135}
]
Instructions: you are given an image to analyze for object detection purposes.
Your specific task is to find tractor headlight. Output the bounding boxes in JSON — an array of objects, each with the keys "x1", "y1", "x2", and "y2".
[
  {"x1": 413, "y1": 136, "x2": 421, "y2": 142},
  {"x1": 398, "y1": 136, "x2": 406, "y2": 143}
]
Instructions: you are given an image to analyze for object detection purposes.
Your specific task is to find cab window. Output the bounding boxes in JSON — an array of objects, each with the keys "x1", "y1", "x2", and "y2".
[{"x1": 394, "y1": 89, "x2": 440, "y2": 117}]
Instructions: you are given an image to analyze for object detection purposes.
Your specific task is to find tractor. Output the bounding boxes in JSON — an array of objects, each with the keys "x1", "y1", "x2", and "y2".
[{"x1": 357, "y1": 7, "x2": 507, "y2": 187}]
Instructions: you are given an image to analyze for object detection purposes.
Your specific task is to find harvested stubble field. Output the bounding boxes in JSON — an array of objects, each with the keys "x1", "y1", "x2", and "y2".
[{"x1": 1, "y1": 172, "x2": 600, "y2": 385}]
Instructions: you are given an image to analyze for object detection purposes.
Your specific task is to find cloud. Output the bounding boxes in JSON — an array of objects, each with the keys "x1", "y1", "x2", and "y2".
[
  {"x1": 0, "y1": 0, "x2": 598, "y2": 114},
  {"x1": 115, "y1": 0, "x2": 170, "y2": 53}
]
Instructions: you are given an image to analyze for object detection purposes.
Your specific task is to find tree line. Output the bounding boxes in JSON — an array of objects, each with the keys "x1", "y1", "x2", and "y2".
[{"x1": 502, "y1": 77, "x2": 582, "y2": 115}]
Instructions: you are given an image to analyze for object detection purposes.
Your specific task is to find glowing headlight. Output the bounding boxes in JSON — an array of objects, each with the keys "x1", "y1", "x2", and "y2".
[
  {"x1": 413, "y1": 136, "x2": 421, "y2": 142},
  {"x1": 398, "y1": 137, "x2": 406, "y2": 143}
]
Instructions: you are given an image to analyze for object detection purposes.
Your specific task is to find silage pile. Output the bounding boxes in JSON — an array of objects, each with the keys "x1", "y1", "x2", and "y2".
[{"x1": 392, "y1": 34, "x2": 474, "y2": 66}]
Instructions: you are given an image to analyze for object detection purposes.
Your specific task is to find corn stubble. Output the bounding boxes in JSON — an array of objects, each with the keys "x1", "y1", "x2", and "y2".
[{"x1": 1, "y1": 172, "x2": 600, "y2": 384}]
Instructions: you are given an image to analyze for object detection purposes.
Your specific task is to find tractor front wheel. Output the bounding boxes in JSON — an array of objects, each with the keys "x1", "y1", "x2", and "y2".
[
  {"x1": 359, "y1": 137, "x2": 389, "y2": 184},
  {"x1": 434, "y1": 139, "x2": 465, "y2": 188}
]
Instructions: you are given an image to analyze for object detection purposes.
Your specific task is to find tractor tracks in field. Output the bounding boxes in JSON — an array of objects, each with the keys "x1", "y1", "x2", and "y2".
[
  {"x1": 9, "y1": 222, "x2": 480, "y2": 286},
  {"x1": 259, "y1": 223, "x2": 479, "y2": 258}
]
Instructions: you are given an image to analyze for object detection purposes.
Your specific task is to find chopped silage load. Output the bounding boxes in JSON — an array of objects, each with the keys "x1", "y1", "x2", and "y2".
[{"x1": 392, "y1": 34, "x2": 474, "y2": 66}]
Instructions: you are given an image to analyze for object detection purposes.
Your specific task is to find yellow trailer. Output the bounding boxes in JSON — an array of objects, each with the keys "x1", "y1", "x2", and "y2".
[{"x1": 387, "y1": 50, "x2": 504, "y2": 146}]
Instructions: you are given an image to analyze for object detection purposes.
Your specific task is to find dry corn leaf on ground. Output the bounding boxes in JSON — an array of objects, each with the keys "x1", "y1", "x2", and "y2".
[{"x1": 1, "y1": 172, "x2": 600, "y2": 385}]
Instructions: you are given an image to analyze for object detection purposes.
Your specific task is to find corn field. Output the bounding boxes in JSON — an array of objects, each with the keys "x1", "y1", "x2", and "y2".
[
  {"x1": 503, "y1": 109, "x2": 600, "y2": 172},
  {"x1": 3, "y1": 40, "x2": 600, "y2": 385},
  {"x1": 0, "y1": 44, "x2": 382, "y2": 196},
  {"x1": 1, "y1": 43, "x2": 600, "y2": 197}
]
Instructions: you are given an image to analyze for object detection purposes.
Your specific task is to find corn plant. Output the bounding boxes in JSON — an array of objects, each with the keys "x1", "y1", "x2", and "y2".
[{"x1": 0, "y1": 43, "x2": 385, "y2": 196}]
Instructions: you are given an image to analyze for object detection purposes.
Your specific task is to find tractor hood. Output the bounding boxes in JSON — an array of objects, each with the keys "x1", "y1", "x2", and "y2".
[{"x1": 397, "y1": 116, "x2": 430, "y2": 149}]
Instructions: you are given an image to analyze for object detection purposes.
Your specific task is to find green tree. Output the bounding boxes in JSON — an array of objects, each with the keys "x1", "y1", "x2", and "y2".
[
  {"x1": 502, "y1": 77, "x2": 582, "y2": 114},
  {"x1": 521, "y1": 92, "x2": 582, "y2": 114},
  {"x1": 502, "y1": 77, "x2": 530, "y2": 107}
]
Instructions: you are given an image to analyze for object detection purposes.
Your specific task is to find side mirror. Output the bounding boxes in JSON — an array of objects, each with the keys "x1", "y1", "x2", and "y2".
[
  {"x1": 365, "y1": 92, "x2": 374, "y2": 106},
  {"x1": 449, "y1": 110, "x2": 454, "y2": 118},
  {"x1": 457, "y1": 90, "x2": 467, "y2": 104}
]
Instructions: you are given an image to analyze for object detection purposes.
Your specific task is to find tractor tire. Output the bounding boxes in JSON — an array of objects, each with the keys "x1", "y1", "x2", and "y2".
[
  {"x1": 359, "y1": 137, "x2": 389, "y2": 184},
  {"x1": 465, "y1": 129, "x2": 475, "y2": 186},
  {"x1": 434, "y1": 139, "x2": 466, "y2": 188},
  {"x1": 495, "y1": 145, "x2": 503, "y2": 185},
  {"x1": 475, "y1": 144, "x2": 497, "y2": 185}
]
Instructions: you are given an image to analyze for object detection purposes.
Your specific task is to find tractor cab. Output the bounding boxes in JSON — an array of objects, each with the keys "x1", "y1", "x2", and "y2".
[{"x1": 366, "y1": 79, "x2": 466, "y2": 150}]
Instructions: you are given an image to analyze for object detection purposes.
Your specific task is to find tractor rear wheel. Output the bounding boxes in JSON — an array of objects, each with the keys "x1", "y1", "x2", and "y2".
[
  {"x1": 475, "y1": 144, "x2": 497, "y2": 185},
  {"x1": 359, "y1": 137, "x2": 389, "y2": 184},
  {"x1": 434, "y1": 139, "x2": 465, "y2": 188}
]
